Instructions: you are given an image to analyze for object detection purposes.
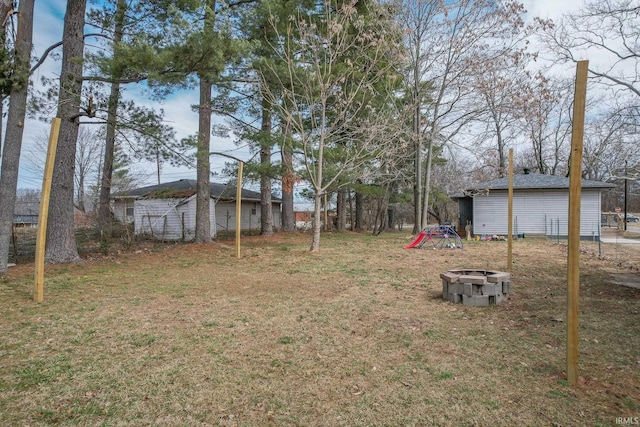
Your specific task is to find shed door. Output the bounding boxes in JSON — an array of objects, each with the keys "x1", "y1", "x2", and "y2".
[{"x1": 458, "y1": 197, "x2": 473, "y2": 233}]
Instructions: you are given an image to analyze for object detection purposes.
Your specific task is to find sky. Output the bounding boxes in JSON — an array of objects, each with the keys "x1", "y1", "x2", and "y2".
[
  {"x1": 14, "y1": 0, "x2": 587, "y2": 191},
  {"x1": 520, "y1": 0, "x2": 583, "y2": 20}
]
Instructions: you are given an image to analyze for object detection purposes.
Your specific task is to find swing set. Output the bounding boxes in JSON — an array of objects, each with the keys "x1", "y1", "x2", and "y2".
[{"x1": 403, "y1": 224, "x2": 463, "y2": 250}]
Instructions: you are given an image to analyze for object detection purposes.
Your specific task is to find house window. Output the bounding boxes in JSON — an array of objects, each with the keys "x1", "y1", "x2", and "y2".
[
  {"x1": 126, "y1": 207, "x2": 134, "y2": 217},
  {"x1": 251, "y1": 208, "x2": 257, "y2": 215}
]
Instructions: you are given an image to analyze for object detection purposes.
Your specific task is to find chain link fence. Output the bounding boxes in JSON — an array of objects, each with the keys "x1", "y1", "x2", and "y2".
[{"x1": 8, "y1": 225, "x2": 132, "y2": 263}]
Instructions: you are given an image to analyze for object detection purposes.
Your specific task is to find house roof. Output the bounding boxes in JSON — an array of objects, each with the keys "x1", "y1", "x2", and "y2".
[
  {"x1": 14, "y1": 201, "x2": 39, "y2": 224},
  {"x1": 113, "y1": 179, "x2": 281, "y2": 203},
  {"x1": 14, "y1": 201, "x2": 40, "y2": 216},
  {"x1": 466, "y1": 172, "x2": 616, "y2": 192}
]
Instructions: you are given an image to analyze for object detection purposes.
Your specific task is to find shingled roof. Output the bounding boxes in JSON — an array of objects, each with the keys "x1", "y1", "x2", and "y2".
[
  {"x1": 468, "y1": 172, "x2": 615, "y2": 191},
  {"x1": 113, "y1": 179, "x2": 280, "y2": 202}
]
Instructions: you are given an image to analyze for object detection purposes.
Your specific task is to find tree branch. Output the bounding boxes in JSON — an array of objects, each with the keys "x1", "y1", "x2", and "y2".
[{"x1": 30, "y1": 33, "x2": 106, "y2": 74}]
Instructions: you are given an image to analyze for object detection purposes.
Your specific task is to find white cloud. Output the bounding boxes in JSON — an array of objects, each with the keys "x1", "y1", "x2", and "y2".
[{"x1": 521, "y1": 0, "x2": 584, "y2": 21}]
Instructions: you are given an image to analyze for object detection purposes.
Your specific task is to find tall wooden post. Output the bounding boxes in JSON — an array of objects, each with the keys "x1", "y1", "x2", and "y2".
[
  {"x1": 507, "y1": 148, "x2": 514, "y2": 272},
  {"x1": 34, "y1": 118, "x2": 61, "y2": 302},
  {"x1": 567, "y1": 60, "x2": 589, "y2": 385},
  {"x1": 235, "y1": 161, "x2": 243, "y2": 259}
]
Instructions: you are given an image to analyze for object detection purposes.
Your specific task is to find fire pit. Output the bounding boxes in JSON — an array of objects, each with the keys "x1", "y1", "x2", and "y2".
[{"x1": 440, "y1": 269, "x2": 511, "y2": 307}]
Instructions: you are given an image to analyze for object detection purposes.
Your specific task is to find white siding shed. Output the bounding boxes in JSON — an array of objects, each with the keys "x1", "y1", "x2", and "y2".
[
  {"x1": 134, "y1": 195, "x2": 216, "y2": 241},
  {"x1": 215, "y1": 201, "x2": 283, "y2": 232},
  {"x1": 458, "y1": 172, "x2": 614, "y2": 240},
  {"x1": 473, "y1": 189, "x2": 602, "y2": 238}
]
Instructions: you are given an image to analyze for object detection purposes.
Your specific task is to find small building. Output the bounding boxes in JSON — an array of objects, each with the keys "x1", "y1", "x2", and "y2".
[
  {"x1": 454, "y1": 170, "x2": 615, "y2": 240},
  {"x1": 112, "y1": 179, "x2": 282, "y2": 240},
  {"x1": 13, "y1": 201, "x2": 39, "y2": 228},
  {"x1": 13, "y1": 200, "x2": 95, "y2": 229}
]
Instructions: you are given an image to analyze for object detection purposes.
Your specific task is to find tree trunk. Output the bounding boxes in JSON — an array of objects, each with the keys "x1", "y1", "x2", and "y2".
[
  {"x1": 355, "y1": 190, "x2": 364, "y2": 231},
  {"x1": 310, "y1": 191, "x2": 322, "y2": 251},
  {"x1": 496, "y1": 120, "x2": 505, "y2": 176},
  {"x1": 45, "y1": 0, "x2": 87, "y2": 264},
  {"x1": 421, "y1": 136, "x2": 434, "y2": 227},
  {"x1": 310, "y1": 128, "x2": 325, "y2": 250},
  {"x1": 348, "y1": 189, "x2": 354, "y2": 231},
  {"x1": 194, "y1": 0, "x2": 217, "y2": 243},
  {"x1": 413, "y1": 135, "x2": 422, "y2": 233},
  {"x1": 336, "y1": 188, "x2": 346, "y2": 230},
  {"x1": 412, "y1": 36, "x2": 422, "y2": 234},
  {"x1": 377, "y1": 187, "x2": 391, "y2": 234},
  {"x1": 260, "y1": 94, "x2": 273, "y2": 236},
  {"x1": 280, "y1": 118, "x2": 295, "y2": 232},
  {"x1": 97, "y1": 0, "x2": 126, "y2": 231},
  {"x1": 194, "y1": 77, "x2": 212, "y2": 243},
  {"x1": 97, "y1": 83, "x2": 119, "y2": 226},
  {"x1": 76, "y1": 172, "x2": 85, "y2": 213},
  {"x1": 0, "y1": 96, "x2": 3, "y2": 159},
  {"x1": 0, "y1": 0, "x2": 33, "y2": 273},
  {"x1": 0, "y1": 0, "x2": 11, "y2": 160}
]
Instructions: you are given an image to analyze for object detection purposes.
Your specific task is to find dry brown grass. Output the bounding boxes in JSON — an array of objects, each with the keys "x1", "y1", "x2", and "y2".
[{"x1": 1, "y1": 231, "x2": 639, "y2": 426}]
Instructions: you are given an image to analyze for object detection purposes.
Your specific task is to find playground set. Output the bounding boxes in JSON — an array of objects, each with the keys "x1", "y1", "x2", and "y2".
[{"x1": 404, "y1": 224, "x2": 463, "y2": 250}]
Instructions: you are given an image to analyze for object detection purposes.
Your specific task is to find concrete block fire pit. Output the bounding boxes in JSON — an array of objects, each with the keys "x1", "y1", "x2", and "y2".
[{"x1": 440, "y1": 269, "x2": 511, "y2": 307}]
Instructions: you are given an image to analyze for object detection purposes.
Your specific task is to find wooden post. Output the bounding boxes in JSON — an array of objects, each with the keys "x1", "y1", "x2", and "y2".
[
  {"x1": 34, "y1": 118, "x2": 61, "y2": 302},
  {"x1": 507, "y1": 148, "x2": 514, "y2": 272},
  {"x1": 567, "y1": 60, "x2": 589, "y2": 385},
  {"x1": 235, "y1": 160, "x2": 243, "y2": 259}
]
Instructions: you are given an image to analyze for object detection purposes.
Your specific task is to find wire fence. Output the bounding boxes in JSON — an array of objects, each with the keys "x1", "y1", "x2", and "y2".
[
  {"x1": 8, "y1": 222, "x2": 639, "y2": 271},
  {"x1": 549, "y1": 224, "x2": 640, "y2": 271},
  {"x1": 8, "y1": 226, "x2": 116, "y2": 263}
]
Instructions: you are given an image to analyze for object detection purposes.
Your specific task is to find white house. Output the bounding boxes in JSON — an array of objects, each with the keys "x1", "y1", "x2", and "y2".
[
  {"x1": 112, "y1": 179, "x2": 282, "y2": 240},
  {"x1": 454, "y1": 170, "x2": 615, "y2": 240},
  {"x1": 133, "y1": 195, "x2": 216, "y2": 241}
]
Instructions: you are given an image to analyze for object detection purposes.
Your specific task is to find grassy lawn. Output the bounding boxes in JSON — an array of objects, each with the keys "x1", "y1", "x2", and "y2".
[{"x1": 1, "y1": 232, "x2": 638, "y2": 426}]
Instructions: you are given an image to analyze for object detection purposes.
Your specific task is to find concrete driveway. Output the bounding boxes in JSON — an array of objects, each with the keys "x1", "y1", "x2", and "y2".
[
  {"x1": 600, "y1": 224, "x2": 640, "y2": 244},
  {"x1": 601, "y1": 235, "x2": 640, "y2": 244}
]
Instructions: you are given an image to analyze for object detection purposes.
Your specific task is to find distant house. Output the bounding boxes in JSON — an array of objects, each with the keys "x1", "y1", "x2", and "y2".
[
  {"x1": 111, "y1": 179, "x2": 282, "y2": 240},
  {"x1": 13, "y1": 200, "x2": 39, "y2": 228},
  {"x1": 453, "y1": 170, "x2": 615, "y2": 240},
  {"x1": 13, "y1": 200, "x2": 95, "y2": 229}
]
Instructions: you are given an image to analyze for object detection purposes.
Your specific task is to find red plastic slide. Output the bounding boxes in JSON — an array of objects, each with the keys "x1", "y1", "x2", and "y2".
[{"x1": 404, "y1": 231, "x2": 427, "y2": 249}]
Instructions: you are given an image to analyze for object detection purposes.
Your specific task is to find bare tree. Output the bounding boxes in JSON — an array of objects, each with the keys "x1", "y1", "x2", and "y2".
[
  {"x1": 399, "y1": 0, "x2": 440, "y2": 232},
  {"x1": 514, "y1": 75, "x2": 573, "y2": 176},
  {"x1": 538, "y1": 0, "x2": 639, "y2": 100},
  {"x1": 262, "y1": 0, "x2": 406, "y2": 251},
  {"x1": 467, "y1": 45, "x2": 538, "y2": 177},
  {"x1": 583, "y1": 104, "x2": 639, "y2": 181},
  {"x1": 399, "y1": 0, "x2": 527, "y2": 230},
  {"x1": 537, "y1": 0, "x2": 640, "y2": 182},
  {"x1": 26, "y1": 128, "x2": 102, "y2": 213}
]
